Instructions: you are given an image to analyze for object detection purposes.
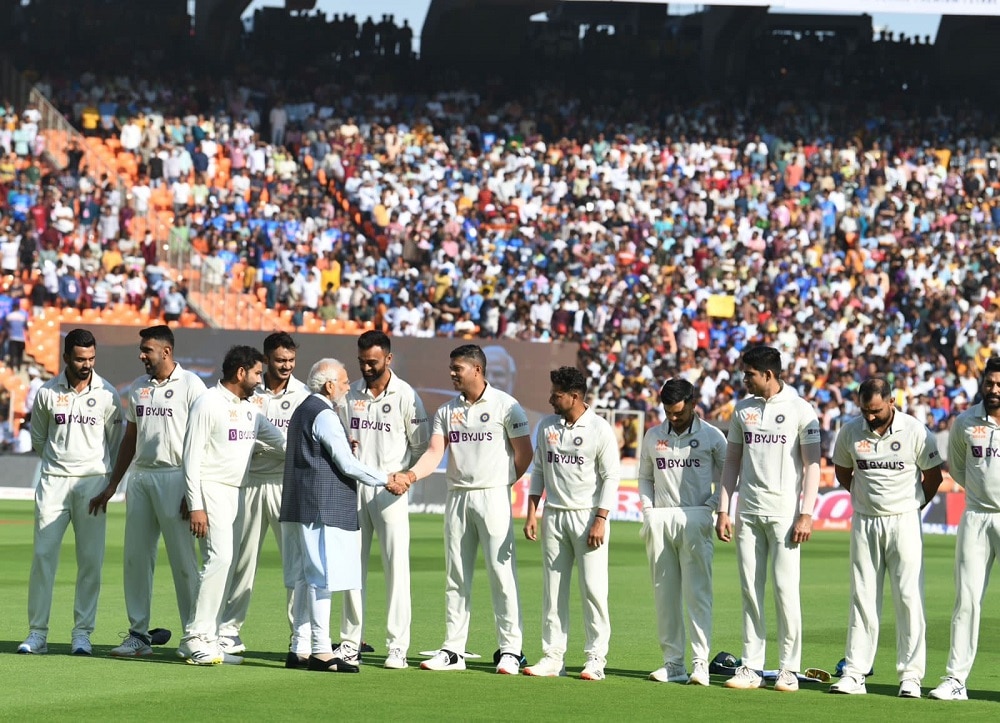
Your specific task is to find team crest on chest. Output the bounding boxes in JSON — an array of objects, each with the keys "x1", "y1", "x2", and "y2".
[
  {"x1": 573, "y1": 436, "x2": 583, "y2": 446},
  {"x1": 382, "y1": 403, "x2": 392, "y2": 414},
  {"x1": 87, "y1": 398, "x2": 96, "y2": 407},
  {"x1": 775, "y1": 414, "x2": 785, "y2": 424},
  {"x1": 690, "y1": 439, "x2": 699, "y2": 448},
  {"x1": 164, "y1": 389, "x2": 174, "y2": 399},
  {"x1": 480, "y1": 412, "x2": 490, "y2": 423},
  {"x1": 281, "y1": 400, "x2": 291, "y2": 410},
  {"x1": 891, "y1": 441, "x2": 901, "y2": 451}
]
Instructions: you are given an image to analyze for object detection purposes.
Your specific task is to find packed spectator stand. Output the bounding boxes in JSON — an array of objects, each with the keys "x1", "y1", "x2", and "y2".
[{"x1": 1, "y1": 14, "x2": 999, "y2": 466}]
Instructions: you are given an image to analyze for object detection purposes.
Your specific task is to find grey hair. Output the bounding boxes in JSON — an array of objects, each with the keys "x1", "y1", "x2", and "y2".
[{"x1": 307, "y1": 358, "x2": 346, "y2": 393}]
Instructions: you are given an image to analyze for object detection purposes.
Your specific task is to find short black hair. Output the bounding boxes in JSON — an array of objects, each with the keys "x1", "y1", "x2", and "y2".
[
  {"x1": 139, "y1": 325, "x2": 174, "y2": 348},
  {"x1": 450, "y1": 344, "x2": 487, "y2": 370},
  {"x1": 358, "y1": 330, "x2": 391, "y2": 353},
  {"x1": 858, "y1": 377, "x2": 892, "y2": 403},
  {"x1": 263, "y1": 332, "x2": 297, "y2": 356},
  {"x1": 742, "y1": 345, "x2": 782, "y2": 377},
  {"x1": 64, "y1": 328, "x2": 96, "y2": 354},
  {"x1": 983, "y1": 357, "x2": 1000, "y2": 378},
  {"x1": 550, "y1": 366, "x2": 587, "y2": 396},
  {"x1": 222, "y1": 345, "x2": 265, "y2": 382},
  {"x1": 659, "y1": 378, "x2": 695, "y2": 406}
]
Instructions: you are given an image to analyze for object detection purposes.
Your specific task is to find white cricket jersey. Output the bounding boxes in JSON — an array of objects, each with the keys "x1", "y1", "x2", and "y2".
[
  {"x1": 346, "y1": 371, "x2": 430, "y2": 472},
  {"x1": 247, "y1": 375, "x2": 309, "y2": 477},
  {"x1": 948, "y1": 403, "x2": 1000, "y2": 513},
  {"x1": 183, "y1": 382, "x2": 286, "y2": 511},
  {"x1": 529, "y1": 406, "x2": 620, "y2": 511},
  {"x1": 126, "y1": 363, "x2": 207, "y2": 469},
  {"x1": 728, "y1": 382, "x2": 820, "y2": 517},
  {"x1": 432, "y1": 383, "x2": 530, "y2": 490},
  {"x1": 638, "y1": 416, "x2": 727, "y2": 511},
  {"x1": 30, "y1": 369, "x2": 123, "y2": 477},
  {"x1": 833, "y1": 409, "x2": 940, "y2": 516}
]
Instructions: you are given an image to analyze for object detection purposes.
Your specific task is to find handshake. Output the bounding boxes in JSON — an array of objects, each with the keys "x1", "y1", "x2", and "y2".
[{"x1": 386, "y1": 470, "x2": 416, "y2": 496}]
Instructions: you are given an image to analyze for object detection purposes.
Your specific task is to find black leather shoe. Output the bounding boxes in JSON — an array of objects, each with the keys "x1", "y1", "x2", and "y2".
[
  {"x1": 308, "y1": 655, "x2": 360, "y2": 673},
  {"x1": 149, "y1": 628, "x2": 172, "y2": 646},
  {"x1": 285, "y1": 652, "x2": 309, "y2": 669}
]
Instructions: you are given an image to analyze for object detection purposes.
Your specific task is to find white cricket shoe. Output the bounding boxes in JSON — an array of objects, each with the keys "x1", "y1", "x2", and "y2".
[
  {"x1": 218, "y1": 635, "x2": 246, "y2": 654},
  {"x1": 829, "y1": 674, "x2": 867, "y2": 695},
  {"x1": 724, "y1": 665, "x2": 765, "y2": 689},
  {"x1": 110, "y1": 634, "x2": 153, "y2": 658},
  {"x1": 16, "y1": 632, "x2": 47, "y2": 655},
  {"x1": 580, "y1": 655, "x2": 606, "y2": 681},
  {"x1": 71, "y1": 634, "x2": 93, "y2": 656},
  {"x1": 384, "y1": 647, "x2": 408, "y2": 670},
  {"x1": 186, "y1": 648, "x2": 243, "y2": 666},
  {"x1": 333, "y1": 642, "x2": 361, "y2": 665},
  {"x1": 420, "y1": 649, "x2": 466, "y2": 671},
  {"x1": 929, "y1": 677, "x2": 968, "y2": 701},
  {"x1": 523, "y1": 656, "x2": 566, "y2": 677},
  {"x1": 898, "y1": 678, "x2": 921, "y2": 698},
  {"x1": 649, "y1": 662, "x2": 688, "y2": 683},
  {"x1": 496, "y1": 652, "x2": 521, "y2": 675},
  {"x1": 688, "y1": 660, "x2": 710, "y2": 686},
  {"x1": 773, "y1": 669, "x2": 799, "y2": 692}
]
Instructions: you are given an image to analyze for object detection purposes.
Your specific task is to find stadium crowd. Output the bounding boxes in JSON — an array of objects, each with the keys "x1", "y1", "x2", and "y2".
[{"x1": 1, "y1": 27, "x2": 999, "y2": 455}]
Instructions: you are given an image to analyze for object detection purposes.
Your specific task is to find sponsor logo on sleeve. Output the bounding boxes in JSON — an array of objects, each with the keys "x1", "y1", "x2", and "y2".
[
  {"x1": 513, "y1": 421, "x2": 528, "y2": 429},
  {"x1": 929, "y1": 450, "x2": 940, "y2": 460}
]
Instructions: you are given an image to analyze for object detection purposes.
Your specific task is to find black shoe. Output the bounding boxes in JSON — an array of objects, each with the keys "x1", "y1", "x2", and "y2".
[
  {"x1": 360, "y1": 641, "x2": 375, "y2": 653},
  {"x1": 149, "y1": 628, "x2": 172, "y2": 646},
  {"x1": 308, "y1": 655, "x2": 360, "y2": 673},
  {"x1": 285, "y1": 652, "x2": 309, "y2": 669}
]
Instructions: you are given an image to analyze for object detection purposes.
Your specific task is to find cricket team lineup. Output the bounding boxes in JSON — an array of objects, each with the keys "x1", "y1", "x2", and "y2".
[{"x1": 15, "y1": 326, "x2": 997, "y2": 701}]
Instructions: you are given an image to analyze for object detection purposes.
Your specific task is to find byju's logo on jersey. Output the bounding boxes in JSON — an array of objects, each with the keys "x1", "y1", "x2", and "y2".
[
  {"x1": 449, "y1": 431, "x2": 493, "y2": 443},
  {"x1": 744, "y1": 432, "x2": 788, "y2": 445},
  {"x1": 54, "y1": 413, "x2": 66, "y2": 424},
  {"x1": 229, "y1": 429, "x2": 256, "y2": 441},
  {"x1": 656, "y1": 458, "x2": 701, "y2": 469},
  {"x1": 969, "y1": 446, "x2": 1000, "y2": 458}
]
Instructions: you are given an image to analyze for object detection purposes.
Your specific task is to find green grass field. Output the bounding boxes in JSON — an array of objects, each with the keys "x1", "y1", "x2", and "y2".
[{"x1": 2, "y1": 500, "x2": 999, "y2": 720}]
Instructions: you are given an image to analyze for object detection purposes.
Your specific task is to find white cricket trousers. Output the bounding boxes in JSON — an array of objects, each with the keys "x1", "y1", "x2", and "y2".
[
  {"x1": 443, "y1": 486, "x2": 523, "y2": 655},
  {"x1": 539, "y1": 508, "x2": 611, "y2": 661},
  {"x1": 219, "y1": 476, "x2": 288, "y2": 637},
  {"x1": 28, "y1": 473, "x2": 107, "y2": 636},
  {"x1": 123, "y1": 468, "x2": 200, "y2": 639},
  {"x1": 844, "y1": 510, "x2": 926, "y2": 682},
  {"x1": 643, "y1": 506, "x2": 713, "y2": 666},
  {"x1": 341, "y1": 484, "x2": 411, "y2": 653},
  {"x1": 183, "y1": 482, "x2": 241, "y2": 648},
  {"x1": 734, "y1": 513, "x2": 802, "y2": 671},
  {"x1": 945, "y1": 510, "x2": 1000, "y2": 683}
]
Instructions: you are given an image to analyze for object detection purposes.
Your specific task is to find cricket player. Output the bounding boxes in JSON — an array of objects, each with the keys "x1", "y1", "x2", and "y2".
[
  {"x1": 88, "y1": 325, "x2": 206, "y2": 658},
  {"x1": 180, "y1": 345, "x2": 286, "y2": 665},
  {"x1": 522, "y1": 366, "x2": 619, "y2": 681},
  {"x1": 639, "y1": 378, "x2": 726, "y2": 686},
  {"x1": 716, "y1": 345, "x2": 820, "y2": 693},
  {"x1": 18, "y1": 328, "x2": 123, "y2": 656},
  {"x1": 405, "y1": 344, "x2": 532, "y2": 674},
  {"x1": 829, "y1": 377, "x2": 943, "y2": 697},
  {"x1": 218, "y1": 332, "x2": 309, "y2": 654},
  {"x1": 337, "y1": 331, "x2": 429, "y2": 670},
  {"x1": 930, "y1": 357, "x2": 1000, "y2": 701},
  {"x1": 280, "y1": 358, "x2": 407, "y2": 673}
]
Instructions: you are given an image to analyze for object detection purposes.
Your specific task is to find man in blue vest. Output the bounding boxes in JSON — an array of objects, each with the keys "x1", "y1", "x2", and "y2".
[{"x1": 279, "y1": 358, "x2": 408, "y2": 673}]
